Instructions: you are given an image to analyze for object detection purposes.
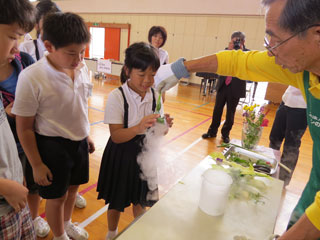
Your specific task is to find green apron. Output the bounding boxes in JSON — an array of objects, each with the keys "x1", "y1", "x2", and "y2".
[{"x1": 288, "y1": 71, "x2": 320, "y2": 231}]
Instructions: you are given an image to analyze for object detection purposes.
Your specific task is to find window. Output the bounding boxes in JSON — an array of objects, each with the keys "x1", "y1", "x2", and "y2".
[{"x1": 89, "y1": 27, "x2": 105, "y2": 59}]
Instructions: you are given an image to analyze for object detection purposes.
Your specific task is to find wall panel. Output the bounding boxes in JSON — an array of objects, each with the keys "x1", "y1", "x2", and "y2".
[{"x1": 79, "y1": 13, "x2": 265, "y2": 83}]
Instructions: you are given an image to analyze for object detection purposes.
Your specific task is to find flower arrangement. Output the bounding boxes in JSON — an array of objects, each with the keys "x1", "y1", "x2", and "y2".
[{"x1": 241, "y1": 104, "x2": 269, "y2": 150}]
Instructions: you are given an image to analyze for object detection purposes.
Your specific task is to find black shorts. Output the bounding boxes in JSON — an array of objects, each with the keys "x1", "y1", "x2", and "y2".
[
  {"x1": 18, "y1": 153, "x2": 38, "y2": 194},
  {"x1": 35, "y1": 133, "x2": 89, "y2": 199}
]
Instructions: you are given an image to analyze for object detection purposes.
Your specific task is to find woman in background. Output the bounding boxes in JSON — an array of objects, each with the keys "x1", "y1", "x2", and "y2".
[
  {"x1": 149, "y1": 26, "x2": 169, "y2": 101},
  {"x1": 148, "y1": 26, "x2": 169, "y2": 65}
]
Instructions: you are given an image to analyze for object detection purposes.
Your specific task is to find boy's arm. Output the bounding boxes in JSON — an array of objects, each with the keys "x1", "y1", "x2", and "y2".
[
  {"x1": 109, "y1": 114, "x2": 159, "y2": 144},
  {"x1": 87, "y1": 136, "x2": 95, "y2": 153},
  {"x1": 16, "y1": 115, "x2": 52, "y2": 186},
  {"x1": 0, "y1": 178, "x2": 28, "y2": 212}
]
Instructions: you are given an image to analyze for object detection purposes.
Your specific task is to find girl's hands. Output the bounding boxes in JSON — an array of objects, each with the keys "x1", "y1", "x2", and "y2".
[
  {"x1": 165, "y1": 114, "x2": 173, "y2": 128},
  {"x1": 136, "y1": 114, "x2": 159, "y2": 134}
]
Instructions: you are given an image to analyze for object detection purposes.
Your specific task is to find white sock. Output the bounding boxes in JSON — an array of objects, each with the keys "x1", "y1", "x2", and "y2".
[
  {"x1": 53, "y1": 232, "x2": 70, "y2": 240},
  {"x1": 64, "y1": 219, "x2": 72, "y2": 229},
  {"x1": 106, "y1": 228, "x2": 118, "y2": 240}
]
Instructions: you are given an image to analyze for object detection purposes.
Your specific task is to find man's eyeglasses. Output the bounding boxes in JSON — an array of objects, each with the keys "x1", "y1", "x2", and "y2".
[{"x1": 264, "y1": 24, "x2": 320, "y2": 56}]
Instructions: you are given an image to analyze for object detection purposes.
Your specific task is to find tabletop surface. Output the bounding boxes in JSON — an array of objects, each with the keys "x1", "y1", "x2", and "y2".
[{"x1": 116, "y1": 156, "x2": 284, "y2": 240}]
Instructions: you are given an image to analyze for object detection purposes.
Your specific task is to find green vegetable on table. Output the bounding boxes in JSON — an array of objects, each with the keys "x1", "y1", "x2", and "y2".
[
  {"x1": 229, "y1": 152, "x2": 252, "y2": 167},
  {"x1": 209, "y1": 152, "x2": 270, "y2": 204},
  {"x1": 155, "y1": 92, "x2": 165, "y2": 124},
  {"x1": 256, "y1": 159, "x2": 271, "y2": 167},
  {"x1": 219, "y1": 142, "x2": 272, "y2": 170}
]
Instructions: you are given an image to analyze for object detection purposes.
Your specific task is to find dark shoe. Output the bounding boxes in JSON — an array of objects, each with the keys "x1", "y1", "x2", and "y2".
[
  {"x1": 202, "y1": 133, "x2": 217, "y2": 139},
  {"x1": 222, "y1": 136, "x2": 230, "y2": 143}
]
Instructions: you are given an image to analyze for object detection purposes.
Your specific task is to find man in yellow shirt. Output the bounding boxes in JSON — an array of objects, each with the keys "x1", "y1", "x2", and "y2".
[{"x1": 156, "y1": 0, "x2": 320, "y2": 239}]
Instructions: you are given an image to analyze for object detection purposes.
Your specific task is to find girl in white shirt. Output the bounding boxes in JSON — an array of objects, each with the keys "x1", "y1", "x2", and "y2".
[{"x1": 97, "y1": 42, "x2": 173, "y2": 240}]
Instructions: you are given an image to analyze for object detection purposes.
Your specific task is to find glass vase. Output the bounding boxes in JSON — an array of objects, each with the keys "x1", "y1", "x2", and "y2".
[{"x1": 241, "y1": 122, "x2": 263, "y2": 150}]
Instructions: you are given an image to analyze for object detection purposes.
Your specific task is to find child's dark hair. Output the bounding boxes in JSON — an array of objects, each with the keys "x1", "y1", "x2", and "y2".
[
  {"x1": 42, "y1": 12, "x2": 90, "y2": 49},
  {"x1": 36, "y1": 0, "x2": 61, "y2": 24},
  {"x1": 148, "y1": 26, "x2": 167, "y2": 48},
  {"x1": 120, "y1": 42, "x2": 160, "y2": 84},
  {"x1": 35, "y1": 0, "x2": 61, "y2": 36},
  {"x1": 0, "y1": 0, "x2": 35, "y2": 33}
]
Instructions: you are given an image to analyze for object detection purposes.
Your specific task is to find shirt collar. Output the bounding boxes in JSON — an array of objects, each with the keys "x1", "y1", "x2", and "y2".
[{"x1": 123, "y1": 81, "x2": 152, "y2": 102}]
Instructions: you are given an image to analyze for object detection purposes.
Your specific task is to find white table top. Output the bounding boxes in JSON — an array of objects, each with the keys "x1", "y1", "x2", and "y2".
[{"x1": 116, "y1": 156, "x2": 284, "y2": 240}]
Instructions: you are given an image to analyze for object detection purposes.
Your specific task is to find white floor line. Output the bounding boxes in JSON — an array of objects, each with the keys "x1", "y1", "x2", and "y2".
[
  {"x1": 79, "y1": 204, "x2": 109, "y2": 228},
  {"x1": 173, "y1": 137, "x2": 203, "y2": 161}
]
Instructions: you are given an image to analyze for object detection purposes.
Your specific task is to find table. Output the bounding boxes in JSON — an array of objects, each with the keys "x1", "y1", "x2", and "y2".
[
  {"x1": 196, "y1": 72, "x2": 218, "y2": 96},
  {"x1": 115, "y1": 156, "x2": 283, "y2": 240}
]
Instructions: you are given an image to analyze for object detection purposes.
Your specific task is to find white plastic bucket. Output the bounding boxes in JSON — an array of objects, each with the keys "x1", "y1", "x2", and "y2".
[{"x1": 199, "y1": 169, "x2": 233, "y2": 216}]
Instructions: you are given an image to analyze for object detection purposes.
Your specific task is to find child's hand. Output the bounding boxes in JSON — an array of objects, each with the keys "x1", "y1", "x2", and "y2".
[
  {"x1": 33, "y1": 163, "x2": 53, "y2": 186},
  {"x1": 87, "y1": 136, "x2": 95, "y2": 153},
  {"x1": 164, "y1": 114, "x2": 173, "y2": 128},
  {"x1": 136, "y1": 114, "x2": 159, "y2": 134},
  {"x1": 5, "y1": 102, "x2": 15, "y2": 118},
  {"x1": 2, "y1": 179, "x2": 28, "y2": 212}
]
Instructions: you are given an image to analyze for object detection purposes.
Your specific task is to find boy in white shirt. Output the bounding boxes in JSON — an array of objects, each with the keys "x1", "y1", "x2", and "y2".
[
  {"x1": 13, "y1": 12, "x2": 95, "y2": 240},
  {"x1": 20, "y1": 0, "x2": 87, "y2": 212}
]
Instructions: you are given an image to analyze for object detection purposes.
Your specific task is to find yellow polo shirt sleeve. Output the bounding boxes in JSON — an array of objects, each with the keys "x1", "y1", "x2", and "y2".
[
  {"x1": 306, "y1": 191, "x2": 320, "y2": 231},
  {"x1": 215, "y1": 50, "x2": 320, "y2": 100}
]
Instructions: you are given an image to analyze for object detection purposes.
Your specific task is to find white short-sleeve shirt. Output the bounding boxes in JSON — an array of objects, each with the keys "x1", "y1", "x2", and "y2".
[
  {"x1": 158, "y1": 48, "x2": 169, "y2": 65},
  {"x1": 19, "y1": 38, "x2": 46, "y2": 62},
  {"x1": 282, "y1": 86, "x2": 306, "y2": 109},
  {"x1": 0, "y1": 97, "x2": 23, "y2": 216},
  {"x1": 104, "y1": 81, "x2": 163, "y2": 128},
  {"x1": 12, "y1": 55, "x2": 92, "y2": 141}
]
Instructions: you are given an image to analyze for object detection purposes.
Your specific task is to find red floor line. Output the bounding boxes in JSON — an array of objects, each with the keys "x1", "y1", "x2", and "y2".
[
  {"x1": 165, "y1": 117, "x2": 212, "y2": 145},
  {"x1": 79, "y1": 183, "x2": 98, "y2": 195}
]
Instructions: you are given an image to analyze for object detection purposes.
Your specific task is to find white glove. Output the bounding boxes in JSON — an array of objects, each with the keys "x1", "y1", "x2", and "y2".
[
  {"x1": 155, "y1": 64, "x2": 179, "y2": 93},
  {"x1": 155, "y1": 58, "x2": 190, "y2": 93}
]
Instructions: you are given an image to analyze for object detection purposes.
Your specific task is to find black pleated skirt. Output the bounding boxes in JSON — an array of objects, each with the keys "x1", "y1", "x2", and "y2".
[{"x1": 97, "y1": 135, "x2": 157, "y2": 211}]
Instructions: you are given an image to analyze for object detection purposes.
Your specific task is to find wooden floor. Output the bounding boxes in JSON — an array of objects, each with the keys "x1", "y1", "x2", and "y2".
[{"x1": 38, "y1": 78, "x2": 313, "y2": 240}]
